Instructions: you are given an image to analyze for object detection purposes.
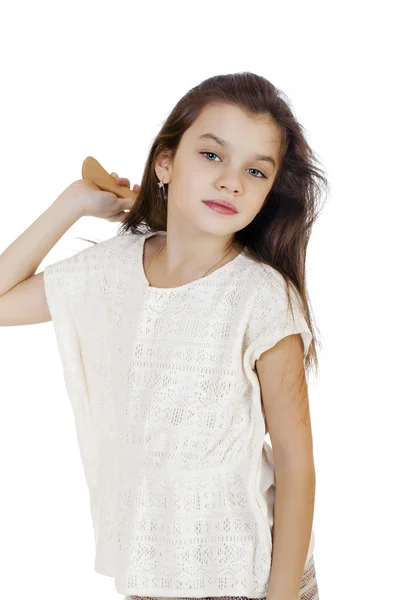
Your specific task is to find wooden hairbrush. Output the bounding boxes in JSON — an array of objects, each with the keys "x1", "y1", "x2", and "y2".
[{"x1": 81, "y1": 156, "x2": 136, "y2": 200}]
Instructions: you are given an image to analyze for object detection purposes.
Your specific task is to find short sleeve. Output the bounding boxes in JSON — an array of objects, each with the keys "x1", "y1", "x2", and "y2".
[
  {"x1": 43, "y1": 234, "x2": 129, "y2": 320},
  {"x1": 44, "y1": 253, "x2": 84, "y2": 324},
  {"x1": 246, "y1": 269, "x2": 313, "y2": 369},
  {"x1": 42, "y1": 235, "x2": 127, "y2": 499}
]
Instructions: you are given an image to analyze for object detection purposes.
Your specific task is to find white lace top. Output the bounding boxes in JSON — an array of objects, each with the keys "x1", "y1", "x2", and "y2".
[{"x1": 44, "y1": 230, "x2": 315, "y2": 598}]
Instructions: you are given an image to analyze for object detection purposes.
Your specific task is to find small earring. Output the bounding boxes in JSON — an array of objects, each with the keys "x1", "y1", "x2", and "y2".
[{"x1": 157, "y1": 178, "x2": 168, "y2": 201}]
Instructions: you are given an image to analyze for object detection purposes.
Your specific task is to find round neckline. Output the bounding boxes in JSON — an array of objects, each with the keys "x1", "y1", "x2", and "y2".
[{"x1": 138, "y1": 231, "x2": 245, "y2": 292}]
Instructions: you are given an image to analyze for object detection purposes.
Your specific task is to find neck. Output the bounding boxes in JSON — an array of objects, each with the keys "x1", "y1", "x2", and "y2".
[{"x1": 151, "y1": 231, "x2": 243, "y2": 280}]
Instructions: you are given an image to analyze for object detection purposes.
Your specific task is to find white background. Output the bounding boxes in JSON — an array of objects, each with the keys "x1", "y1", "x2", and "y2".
[{"x1": 0, "y1": 0, "x2": 398, "y2": 598}]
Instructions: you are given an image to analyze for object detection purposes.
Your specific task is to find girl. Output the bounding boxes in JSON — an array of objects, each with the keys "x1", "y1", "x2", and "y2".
[{"x1": 0, "y1": 72, "x2": 327, "y2": 599}]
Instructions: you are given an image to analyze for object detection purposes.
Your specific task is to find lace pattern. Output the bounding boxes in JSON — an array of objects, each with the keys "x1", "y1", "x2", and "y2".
[{"x1": 44, "y1": 232, "x2": 315, "y2": 598}]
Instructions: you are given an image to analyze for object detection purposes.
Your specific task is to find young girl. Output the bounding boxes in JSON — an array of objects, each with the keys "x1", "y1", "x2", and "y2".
[{"x1": 0, "y1": 72, "x2": 327, "y2": 599}]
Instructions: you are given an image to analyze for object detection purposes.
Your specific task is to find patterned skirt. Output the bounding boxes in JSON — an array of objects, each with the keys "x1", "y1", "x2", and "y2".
[{"x1": 124, "y1": 553, "x2": 319, "y2": 600}]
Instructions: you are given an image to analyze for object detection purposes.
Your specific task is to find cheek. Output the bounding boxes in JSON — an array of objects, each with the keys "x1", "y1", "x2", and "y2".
[
  {"x1": 247, "y1": 196, "x2": 267, "y2": 219},
  {"x1": 168, "y1": 178, "x2": 200, "y2": 211},
  {"x1": 175, "y1": 172, "x2": 204, "y2": 201}
]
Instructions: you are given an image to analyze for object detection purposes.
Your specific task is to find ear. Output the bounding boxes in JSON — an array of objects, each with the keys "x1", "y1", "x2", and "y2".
[{"x1": 154, "y1": 150, "x2": 173, "y2": 184}]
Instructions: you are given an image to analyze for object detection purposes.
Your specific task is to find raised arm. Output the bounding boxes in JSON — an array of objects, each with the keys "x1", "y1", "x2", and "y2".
[
  {"x1": 0, "y1": 192, "x2": 84, "y2": 326},
  {"x1": 0, "y1": 173, "x2": 136, "y2": 327}
]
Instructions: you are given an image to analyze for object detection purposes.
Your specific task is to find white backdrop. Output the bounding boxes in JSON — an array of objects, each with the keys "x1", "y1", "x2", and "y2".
[{"x1": 0, "y1": 0, "x2": 398, "y2": 598}]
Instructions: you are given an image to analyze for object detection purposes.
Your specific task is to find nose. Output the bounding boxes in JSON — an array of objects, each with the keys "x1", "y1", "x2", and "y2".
[{"x1": 217, "y1": 174, "x2": 243, "y2": 195}]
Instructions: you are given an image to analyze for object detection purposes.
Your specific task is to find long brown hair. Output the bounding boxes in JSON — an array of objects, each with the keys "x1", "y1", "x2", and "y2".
[{"x1": 80, "y1": 72, "x2": 329, "y2": 379}]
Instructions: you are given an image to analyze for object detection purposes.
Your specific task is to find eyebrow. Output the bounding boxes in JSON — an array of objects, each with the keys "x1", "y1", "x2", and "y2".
[{"x1": 197, "y1": 132, "x2": 277, "y2": 169}]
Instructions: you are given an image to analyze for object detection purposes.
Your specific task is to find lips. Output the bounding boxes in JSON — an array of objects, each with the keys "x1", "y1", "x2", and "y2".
[{"x1": 202, "y1": 200, "x2": 238, "y2": 213}]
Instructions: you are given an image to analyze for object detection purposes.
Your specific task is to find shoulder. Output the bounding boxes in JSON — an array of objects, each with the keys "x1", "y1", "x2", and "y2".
[
  {"x1": 72, "y1": 232, "x2": 139, "y2": 263},
  {"x1": 242, "y1": 259, "x2": 295, "y2": 308},
  {"x1": 43, "y1": 233, "x2": 142, "y2": 303},
  {"x1": 244, "y1": 260, "x2": 306, "y2": 338},
  {"x1": 45, "y1": 233, "x2": 139, "y2": 274}
]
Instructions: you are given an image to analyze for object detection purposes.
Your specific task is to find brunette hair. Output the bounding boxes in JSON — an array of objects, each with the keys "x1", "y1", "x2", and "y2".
[{"x1": 79, "y1": 71, "x2": 329, "y2": 379}]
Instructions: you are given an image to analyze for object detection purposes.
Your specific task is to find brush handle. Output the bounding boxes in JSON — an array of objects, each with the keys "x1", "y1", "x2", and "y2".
[{"x1": 81, "y1": 156, "x2": 135, "y2": 200}]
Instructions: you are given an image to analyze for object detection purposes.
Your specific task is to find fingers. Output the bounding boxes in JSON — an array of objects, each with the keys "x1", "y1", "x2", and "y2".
[
  {"x1": 110, "y1": 171, "x2": 138, "y2": 190},
  {"x1": 110, "y1": 172, "x2": 129, "y2": 186}
]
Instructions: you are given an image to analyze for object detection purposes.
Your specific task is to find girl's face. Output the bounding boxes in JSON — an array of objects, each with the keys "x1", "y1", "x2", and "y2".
[{"x1": 155, "y1": 103, "x2": 282, "y2": 239}]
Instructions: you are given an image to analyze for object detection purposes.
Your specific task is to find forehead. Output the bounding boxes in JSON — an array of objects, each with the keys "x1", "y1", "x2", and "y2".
[{"x1": 186, "y1": 103, "x2": 282, "y2": 150}]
